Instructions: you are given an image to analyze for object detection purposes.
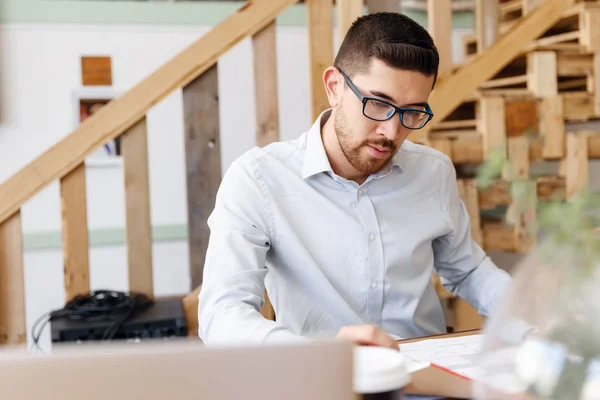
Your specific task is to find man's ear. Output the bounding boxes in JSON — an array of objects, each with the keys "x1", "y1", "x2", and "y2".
[{"x1": 323, "y1": 66, "x2": 343, "y2": 108}]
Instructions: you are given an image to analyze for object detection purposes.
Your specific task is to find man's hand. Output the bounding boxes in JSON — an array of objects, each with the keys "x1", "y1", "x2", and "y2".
[{"x1": 336, "y1": 325, "x2": 400, "y2": 351}]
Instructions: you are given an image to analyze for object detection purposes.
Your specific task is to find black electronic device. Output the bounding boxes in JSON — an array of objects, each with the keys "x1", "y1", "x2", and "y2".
[{"x1": 49, "y1": 292, "x2": 187, "y2": 344}]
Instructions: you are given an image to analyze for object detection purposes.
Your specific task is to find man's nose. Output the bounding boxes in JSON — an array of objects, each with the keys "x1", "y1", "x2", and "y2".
[{"x1": 376, "y1": 114, "x2": 402, "y2": 140}]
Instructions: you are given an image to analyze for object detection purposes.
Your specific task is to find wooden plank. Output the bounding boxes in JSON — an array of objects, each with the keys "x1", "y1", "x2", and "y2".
[
  {"x1": 0, "y1": 0, "x2": 301, "y2": 226},
  {"x1": 523, "y1": 0, "x2": 542, "y2": 15},
  {"x1": 505, "y1": 99, "x2": 538, "y2": 138},
  {"x1": 60, "y1": 163, "x2": 90, "y2": 301},
  {"x1": 428, "y1": 0, "x2": 453, "y2": 75},
  {"x1": 0, "y1": 211, "x2": 26, "y2": 345},
  {"x1": 478, "y1": 96, "x2": 507, "y2": 158},
  {"x1": 480, "y1": 75, "x2": 528, "y2": 89},
  {"x1": 563, "y1": 91, "x2": 596, "y2": 120},
  {"x1": 365, "y1": 0, "x2": 400, "y2": 13},
  {"x1": 507, "y1": 136, "x2": 530, "y2": 180},
  {"x1": 589, "y1": 133, "x2": 600, "y2": 158},
  {"x1": 435, "y1": 119, "x2": 477, "y2": 130},
  {"x1": 307, "y1": 0, "x2": 334, "y2": 121},
  {"x1": 429, "y1": 138, "x2": 452, "y2": 158},
  {"x1": 580, "y1": 7, "x2": 600, "y2": 53},
  {"x1": 540, "y1": 96, "x2": 565, "y2": 159},
  {"x1": 122, "y1": 118, "x2": 154, "y2": 297},
  {"x1": 183, "y1": 65, "x2": 222, "y2": 289},
  {"x1": 410, "y1": 0, "x2": 576, "y2": 143},
  {"x1": 475, "y1": 0, "x2": 500, "y2": 53},
  {"x1": 558, "y1": 78, "x2": 589, "y2": 91},
  {"x1": 594, "y1": 54, "x2": 600, "y2": 116},
  {"x1": 253, "y1": 21, "x2": 280, "y2": 147},
  {"x1": 452, "y1": 135, "x2": 483, "y2": 164},
  {"x1": 524, "y1": 31, "x2": 581, "y2": 51},
  {"x1": 460, "y1": 179, "x2": 483, "y2": 246},
  {"x1": 337, "y1": 0, "x2": 364, "y2": 46},
  {"x1": 564, "y1": 132, "x2": 589, "y2": 199},
  {"x1": 479, "y1": 180, "x2": 511, "y2": 210},
  {"x1": 479, "y1": 176, "x2": 566, "y2": 208},
  {"x1": 483, "y1": 221, "x2": 516, "y2": 252},
  {"x1": 527, "y1": 51, "x2": 557, "y2": 98},
  {"x1": 557, "y1": 53, "x2": 594, "y2": 76},
  {"x1": 537, "y1": 175, "x2": 566, "y2": 201}
]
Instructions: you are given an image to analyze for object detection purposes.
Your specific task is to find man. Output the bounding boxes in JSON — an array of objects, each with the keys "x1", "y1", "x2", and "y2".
[{"x1": 197, "y1": 12, "x2": 511, "y2": 349}]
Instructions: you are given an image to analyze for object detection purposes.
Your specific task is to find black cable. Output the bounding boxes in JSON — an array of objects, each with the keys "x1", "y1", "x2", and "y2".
[{"x1": 30, "y1": 290, "x2": 153, "y2": 351}]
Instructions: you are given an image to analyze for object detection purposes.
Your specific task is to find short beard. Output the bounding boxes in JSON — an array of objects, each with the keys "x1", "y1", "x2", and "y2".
[{"x1": 334, "y1": 104, "x2": 398, "y2": 176}]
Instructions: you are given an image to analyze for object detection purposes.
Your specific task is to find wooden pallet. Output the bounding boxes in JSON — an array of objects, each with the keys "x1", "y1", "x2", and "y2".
[{"x1": 464, "y1": 2, "x2": 600, "y2": 57}]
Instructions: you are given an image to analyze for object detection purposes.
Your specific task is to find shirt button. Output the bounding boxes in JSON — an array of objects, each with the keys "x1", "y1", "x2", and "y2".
[
  {"x1": 363, "y1": 187, "x2": 369, "y2": 194},
  {"x1": 371, "y1": 281, "x2": 378, "y2": 288},
  {"x1": 369, "y1": 233, "x2": 375, "y2": 241}
]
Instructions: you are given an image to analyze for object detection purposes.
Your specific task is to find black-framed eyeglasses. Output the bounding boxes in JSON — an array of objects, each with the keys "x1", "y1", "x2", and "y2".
[{"x1": 337, "y1": 68, "x2": 434, "y2": 130}]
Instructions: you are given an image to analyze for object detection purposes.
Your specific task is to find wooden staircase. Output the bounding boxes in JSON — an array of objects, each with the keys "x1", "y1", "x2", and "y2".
[{"x1": 0, "y1": 0, "x2": 581, "y2": 345}]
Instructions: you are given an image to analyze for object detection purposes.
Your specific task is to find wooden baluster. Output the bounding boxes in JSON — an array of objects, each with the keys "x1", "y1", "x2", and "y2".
[
  {"x1": 122, "y1": 118, "x2": 154, "y2": 297},
  {"x1": 0, "y1": 211, "x2": 26, "y2": 345},
  {"x1": 337, "y1": 0, "x2": 364, "y2": 46},
  {"x1": 475, "y1": 0, "x2": 500, "y2": 53},
  {"x1": 60, "y1": 163, "x2": 90, "y2": 301},
  {"x1": 428, "y1": 0, "x2": 453, "y2": 75},
  {"x1": 564, "y1": 133, "x2": 589, "y2": 200},
  {"x1": 253, "y1": 21, "x2": 280, "y2": 147},
  {"x1": 183, "y1": 64, "x2": 222, "y2": 289},
  {"x1": 307, "y1": 0, "x2": 334, "y2": 121}
]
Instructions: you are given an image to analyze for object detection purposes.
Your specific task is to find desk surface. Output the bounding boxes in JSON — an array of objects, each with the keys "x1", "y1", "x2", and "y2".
[{"x1": 399, "y1": 329, "x2": 482, "y2": 400}]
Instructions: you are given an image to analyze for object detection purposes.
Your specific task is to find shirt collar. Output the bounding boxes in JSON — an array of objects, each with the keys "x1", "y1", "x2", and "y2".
[
  {"x1": 302, "y1": 109, "x2": 405, "y2": 180},
  {"x1": 302, "y1": 110, "x2": 334, "y2": 180}
]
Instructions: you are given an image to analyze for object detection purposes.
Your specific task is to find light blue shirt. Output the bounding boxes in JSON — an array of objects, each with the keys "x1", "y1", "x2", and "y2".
[{"x1": 198, "y1": 110, "x2": 512, "y2": 346}]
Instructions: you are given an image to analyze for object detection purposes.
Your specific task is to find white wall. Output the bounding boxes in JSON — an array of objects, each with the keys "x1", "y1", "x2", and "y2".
[{"x1": 0, "y1": 22, "x2": 473, "y2": 350}]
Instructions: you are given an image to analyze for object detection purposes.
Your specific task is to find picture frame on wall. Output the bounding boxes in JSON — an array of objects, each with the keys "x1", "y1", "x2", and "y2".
[{"x1": 72, "y1": 87, "x2": 123, "y2": 166}]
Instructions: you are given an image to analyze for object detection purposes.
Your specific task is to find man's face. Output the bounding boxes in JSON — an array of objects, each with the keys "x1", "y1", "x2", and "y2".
[{"x1": 333, "y1": 59, "x2": 435, "y2": 176}]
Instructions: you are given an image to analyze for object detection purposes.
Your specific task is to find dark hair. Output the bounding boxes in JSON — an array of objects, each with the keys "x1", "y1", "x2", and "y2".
[{"x1": 334, "y1": 12, "x2": 440, "y2": 87}]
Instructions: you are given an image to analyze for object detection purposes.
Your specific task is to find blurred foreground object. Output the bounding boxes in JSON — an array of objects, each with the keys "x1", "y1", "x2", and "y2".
[{"x1": 474, "y1": 147, "x2": 600, "y2": 399}]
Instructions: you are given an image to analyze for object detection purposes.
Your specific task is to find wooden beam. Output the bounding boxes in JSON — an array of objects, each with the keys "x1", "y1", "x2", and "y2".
[
  {"x1": 253, "y1": 22, "x2": 280, "y2": 147},
  {"x1": 589, "y1": 132, "x2": 600, "y2": 158},
  {"x1": 0, "y1": 211, "x2": 26, "y2": 345},
  {"x1": 60, "y1": 163, "x2": 90, "y2": 301},
  {"x1": 122, "y1": 118, "x2": 154, "y2": 297},
  {"x1": 337, "y1": 0, "x2": 364, "y2": 46},
  {"x1": 458, "y1": 179, "x2": 483, "y2": 246},
  {"x1": 365, "y1": 0, "x2": 400, "y2": 13},
  {"x1": 183, "y1": 65, "x2": 222, "y2": 289},
  {"x1": 540, "y1": 96, "x2": 565, "y2": 159},
  {"x1": 505, "y1": 99, "x2": 538, "y2": 138},
  {"x1": 594, "y1": 54, "x2": 600, "y2": 116},
  {"x1": 563, "y1": 91, "x2": 596, "y2": 121},
  {"x1": 478, "y1": 96, "x2": 507, "y2": 158},
  {"x1": 475, "y1": 0, "x2": 500, "y2": 53},
  {"x1": 428, "y1": 0, "x2": 453, "y2": 75},
  {"x1": 307, "y1": 0, "x2": 334, "y2": 121},
  {"x1": 527, "y1": 51, "x2": 558, "y2": 98},
  {"x1": 564, "y1": 133, "x2": 589, "y2": 199},
  {"x1": 580, "y1": 7, "x2": 600, "y2": 53},
  {"x1": 0, "y1": 0, "x2": 301, "y2": 226},
  {"x1": 410, "y1": 0, "x2": 576, "y2": 142},
  {"x1": 429, "y1": 138, "x2": 452, "y2": 158},
  {"x1": 522, "y1": 0, "x2": 541, "y2": 15}
]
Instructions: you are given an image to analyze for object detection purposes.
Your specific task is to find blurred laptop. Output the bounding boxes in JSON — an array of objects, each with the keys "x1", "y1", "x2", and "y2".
[{"x1": 0, "y1": 339, "x2": 353, "y2": 400}]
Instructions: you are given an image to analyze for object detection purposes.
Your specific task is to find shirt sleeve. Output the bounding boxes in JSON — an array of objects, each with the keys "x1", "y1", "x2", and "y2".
[
  {"x1": 432, "y1": 161, "x2": 512, "y2": 317},
  {"x1": 197, "y1": 155, "x2": 311, "y2": 346}
]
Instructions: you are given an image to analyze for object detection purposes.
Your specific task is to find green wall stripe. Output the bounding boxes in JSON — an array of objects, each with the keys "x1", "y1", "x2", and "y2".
[
  {"x1": 0, "y1": 1, "x2": 474, "y2": 29},
  {"x1": 23, "y1": 224, "x2": 188, "y2": 251}
]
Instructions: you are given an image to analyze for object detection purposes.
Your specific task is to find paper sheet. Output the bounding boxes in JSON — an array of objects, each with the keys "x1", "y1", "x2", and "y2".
[{"x1": 401, "y1": 334, "x2": 484, "y2": 379}]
